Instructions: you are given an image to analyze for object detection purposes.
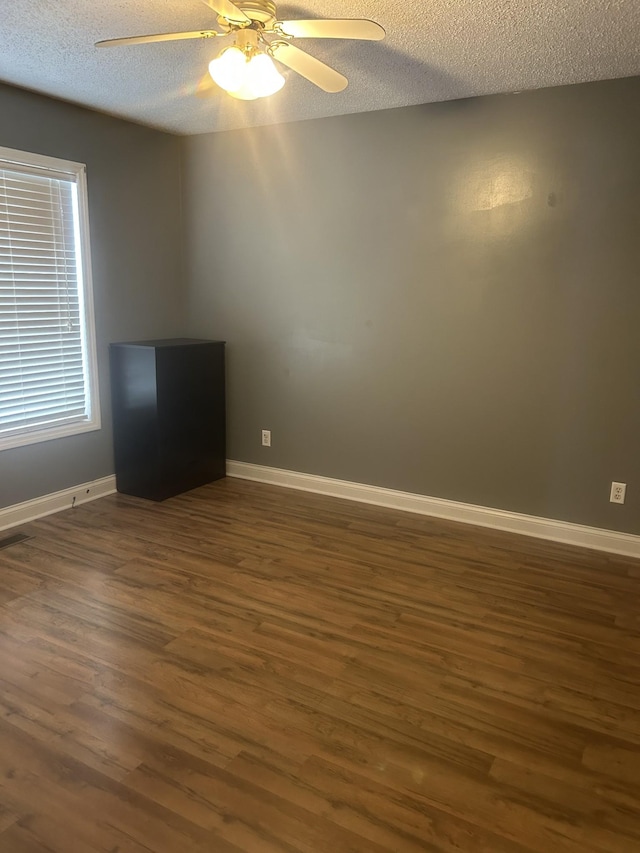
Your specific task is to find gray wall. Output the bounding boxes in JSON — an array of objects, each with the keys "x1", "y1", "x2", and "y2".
[
  {"x1": 182, "y1": 76, "x2": 640, "y2": 535},
  {"x1": 0, "y1": 83, "x2": 185, "y2": 508}
]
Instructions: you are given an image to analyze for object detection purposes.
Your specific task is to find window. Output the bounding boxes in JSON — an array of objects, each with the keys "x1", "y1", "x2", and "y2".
[{"x1": 0, "y1": 147, "x2": 100, "y2": 451}]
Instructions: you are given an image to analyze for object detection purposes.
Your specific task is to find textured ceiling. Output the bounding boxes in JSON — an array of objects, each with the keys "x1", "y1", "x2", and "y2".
[{"x1": 1, "y1": 0, "x2": 639, "y2": 135}]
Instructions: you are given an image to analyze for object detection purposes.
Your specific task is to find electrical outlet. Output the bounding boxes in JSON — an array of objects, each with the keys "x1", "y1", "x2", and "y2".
[
  {"x1": 610, "y1": 482, "x2": 626, "y2": 504},
  {"x1": 261, "y1": 429, "x2": 271, "y2": 447}
]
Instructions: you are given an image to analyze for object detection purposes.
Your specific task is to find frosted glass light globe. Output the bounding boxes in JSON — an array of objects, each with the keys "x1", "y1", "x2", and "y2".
[
  {"x1": 227, "y1": 53, "x2": 285, "y2": 100},
  {"x1": 246, "y1": 53, "x2": 285, "y2": 98},
  {"x1": 208, "y1": 47, "x2": 246, "y2": 93}
]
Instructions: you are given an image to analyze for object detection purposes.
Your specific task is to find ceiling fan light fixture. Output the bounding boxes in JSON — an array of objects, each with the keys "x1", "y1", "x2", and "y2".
[
  {"x1": 210, "y1": 44, "x2": 284, "y2": 100},
  {"x1": 242, "y1": 53, "x2": 285, "y2": 98},
  {"x1": 208, "y1": 46, "x2": 246, "y2": 92}
]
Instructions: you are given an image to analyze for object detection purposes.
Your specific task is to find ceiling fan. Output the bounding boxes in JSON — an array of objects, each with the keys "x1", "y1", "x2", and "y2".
[{"x1": 96, "y1": 0, "x2": 385, "y2": 101}]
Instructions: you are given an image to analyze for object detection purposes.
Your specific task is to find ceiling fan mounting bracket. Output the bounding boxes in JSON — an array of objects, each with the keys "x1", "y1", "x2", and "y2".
[{"x1": 267, "y1": 39, "x2": 289, "y2": 54}]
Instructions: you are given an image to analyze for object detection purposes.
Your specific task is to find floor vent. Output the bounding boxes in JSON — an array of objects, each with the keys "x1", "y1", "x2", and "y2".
[{"x1": 0, "y1": 533, "x2": 32, "y2": 551}]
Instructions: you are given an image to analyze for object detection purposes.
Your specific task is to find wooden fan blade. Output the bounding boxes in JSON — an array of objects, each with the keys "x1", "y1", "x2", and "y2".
[
  {"x1": 200, "y1": 0, "x2": 250, "y2": 24},
  {"x1": 270, "y1": 42, "x2": 347, "y2": 92},
  {"x1": 277, "y1": 19, "x2": 385, "y2": 41},
  {"x1": 96, "y1": 30, "x2": 222, "y2": 48}
]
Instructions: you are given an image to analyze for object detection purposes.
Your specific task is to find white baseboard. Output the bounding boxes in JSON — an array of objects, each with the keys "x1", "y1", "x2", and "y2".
[
  {"x1": 0, "y1": 475, "x2": 117, "y2": 533},
  {"x1": 3, "y1": 465, "x2": 637, "y2": 560},
  {"x1": 226, "y1": 461, "x2": 640, "y2": 559}
]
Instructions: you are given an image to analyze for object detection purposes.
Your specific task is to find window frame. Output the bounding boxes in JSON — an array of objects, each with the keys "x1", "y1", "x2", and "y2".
[{"x1": 0, "y1": 146, "x2": 101, "y2": 452}]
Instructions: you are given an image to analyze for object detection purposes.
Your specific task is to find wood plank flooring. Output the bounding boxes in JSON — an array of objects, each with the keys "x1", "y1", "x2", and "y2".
[{"x1": 1, "y1": 477, "x2": 640, "y2": 852}]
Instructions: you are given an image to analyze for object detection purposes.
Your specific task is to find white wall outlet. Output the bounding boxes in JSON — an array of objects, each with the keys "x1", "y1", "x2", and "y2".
[
  {"x1": 261, "y1": 429, "x2": 271, "y2": 447},
  {"x1": 610, "y1": 482, "x2": 626, "y2": 504}
]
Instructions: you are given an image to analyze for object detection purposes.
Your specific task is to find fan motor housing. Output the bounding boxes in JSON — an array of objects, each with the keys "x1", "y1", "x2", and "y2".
[{"x1": 219, "y1": 0, "x2": 277, "y2": 27}]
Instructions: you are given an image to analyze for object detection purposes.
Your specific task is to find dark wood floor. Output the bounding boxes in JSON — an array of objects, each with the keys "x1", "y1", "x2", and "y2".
[{"x1": 1, "y1": 478, "x2": 640, "y2": 852}]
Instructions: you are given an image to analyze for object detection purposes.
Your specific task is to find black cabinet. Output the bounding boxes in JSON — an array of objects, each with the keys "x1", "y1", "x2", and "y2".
[{"x1": 109, "y1": 339, "x2": 225, "y2": 501}]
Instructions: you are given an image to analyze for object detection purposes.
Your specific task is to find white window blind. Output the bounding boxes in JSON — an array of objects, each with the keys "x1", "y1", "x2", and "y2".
[{"x1": 0, "y1": 147, "x2": 100, "y2": 451}]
